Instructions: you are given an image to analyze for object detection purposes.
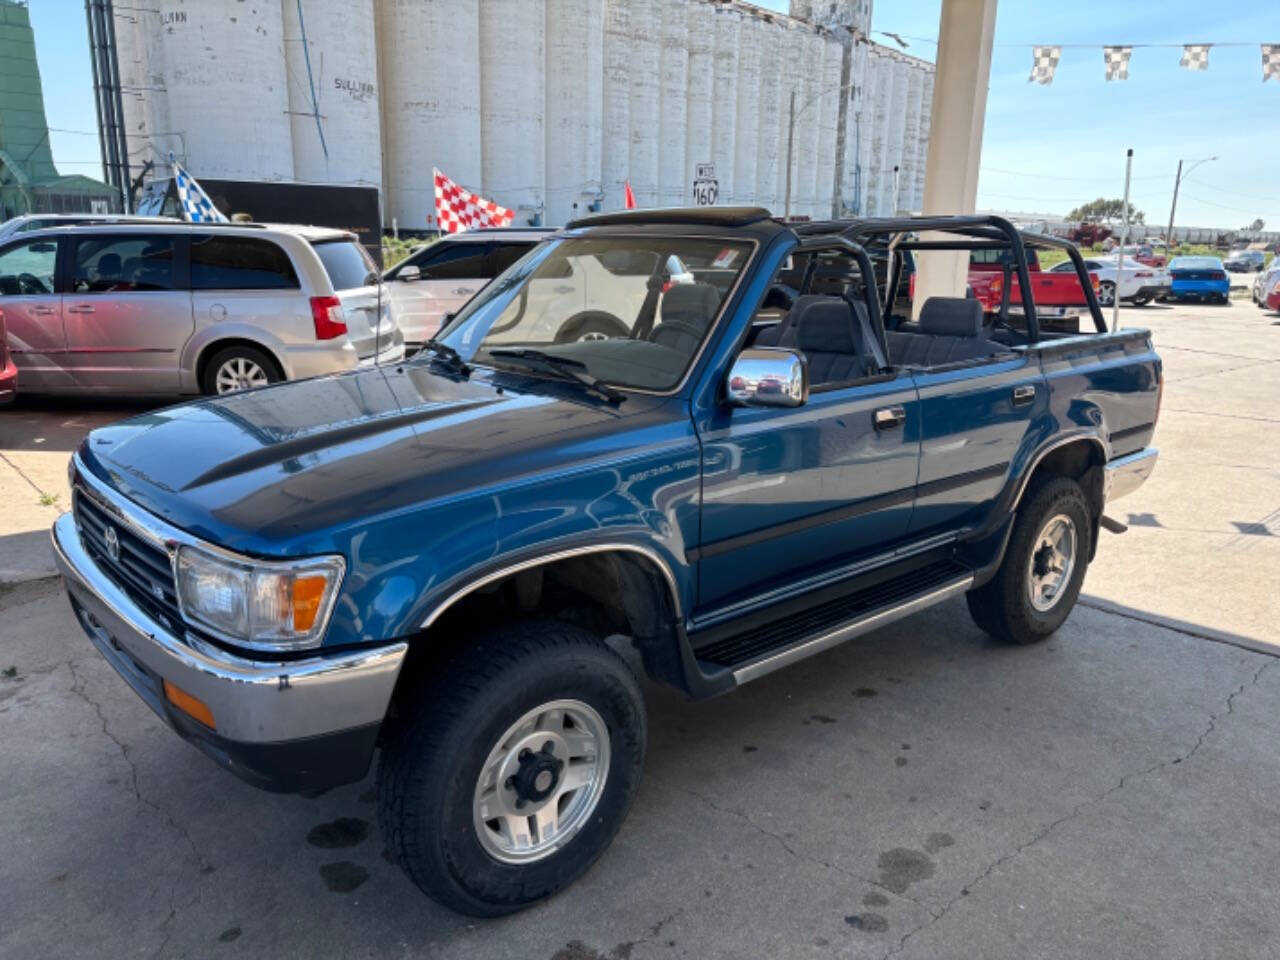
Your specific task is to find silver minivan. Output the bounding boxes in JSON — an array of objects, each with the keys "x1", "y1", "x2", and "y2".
[{"x1": 0, "y1": 222, "x2": 402, "y2": 396}]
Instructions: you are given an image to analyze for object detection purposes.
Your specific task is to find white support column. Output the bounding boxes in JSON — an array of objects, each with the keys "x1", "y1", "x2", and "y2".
[{"x1": 911, "y1": 0, "x2": 998, "y2": 318}]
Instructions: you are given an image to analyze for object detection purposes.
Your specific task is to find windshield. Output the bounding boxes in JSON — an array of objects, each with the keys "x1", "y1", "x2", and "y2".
[
  {"x1": 436, "y1": 235, "x2": 752, "y2": 392},
  {"x1": 312, "y1": 238, "x2": 377, "y2": 291},
  {"x1": 1170, "y1": 257, "x2": 1220, "y2": 270}
]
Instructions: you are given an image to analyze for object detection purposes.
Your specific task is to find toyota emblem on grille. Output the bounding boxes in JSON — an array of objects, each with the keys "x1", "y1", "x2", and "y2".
[{"x1": 104, "y1": 525, "x2": 121, "y2": 562}]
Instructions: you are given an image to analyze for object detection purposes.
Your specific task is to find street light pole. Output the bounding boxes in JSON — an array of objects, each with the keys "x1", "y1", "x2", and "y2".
[
  {"x1": 784, "y1": 81, "x2": 859, "y2": 221},
  {"x1": 1164, "y1": 155, "x2": 1217, "y2": 254},
  {"x1": 784, "y1": 89, "x2": 796, "y2": 220}
]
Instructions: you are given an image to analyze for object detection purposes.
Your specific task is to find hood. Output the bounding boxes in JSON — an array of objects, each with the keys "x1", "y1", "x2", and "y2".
[{"x1": 79, "y1": 362, "x2": 675, "y2": 553}]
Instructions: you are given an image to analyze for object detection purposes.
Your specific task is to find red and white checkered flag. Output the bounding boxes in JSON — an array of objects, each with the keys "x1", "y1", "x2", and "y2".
[{"x1": 433, "y1": 167, "x2": 514, "y2": 233}]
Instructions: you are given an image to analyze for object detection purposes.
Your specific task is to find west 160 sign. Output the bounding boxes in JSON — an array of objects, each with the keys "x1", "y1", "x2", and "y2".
[{"x1": 694, "y1": 163, "x2": 718, "y2": 206}]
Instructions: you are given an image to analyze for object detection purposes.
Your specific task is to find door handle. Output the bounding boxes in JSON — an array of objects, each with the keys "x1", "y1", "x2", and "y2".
[
  {"x1": 31, "y1": 305, "x2": 58, "y2": 315},
  {"x1": 451, "y1": 287, "x2": 475, "y2": 296},
  {"x1": 873, "y1": 405, "x2": 906, "y2": 430},
  {"x1": 1012, "y1": 385, "x2": 1036, "y2": 406},
  {"x1": 66, "y1": 305, "x2": 95, "y2": 315}
]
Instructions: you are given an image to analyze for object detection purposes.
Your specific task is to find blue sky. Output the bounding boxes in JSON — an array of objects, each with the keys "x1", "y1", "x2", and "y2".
[{"x1": 28, "y1": 0, "x2": 1280, "y2": 229}]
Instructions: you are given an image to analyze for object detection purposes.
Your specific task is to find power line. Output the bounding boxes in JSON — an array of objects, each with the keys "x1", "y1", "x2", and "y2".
[
  {"x1": 1181, "y1": 177, "x2": 1280, "y2": 207},
  {"x1": 981, "y1": 165, "x2": 1167, "y2": 182}
]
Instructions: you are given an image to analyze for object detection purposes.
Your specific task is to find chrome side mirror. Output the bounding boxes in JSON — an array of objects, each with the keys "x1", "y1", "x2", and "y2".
[
  {"x1": 397, "y1": 264, "x2": 421, "y2": 282},
  {"x1": 726, "y1": 347, "x2": 808, "y2": 408}
]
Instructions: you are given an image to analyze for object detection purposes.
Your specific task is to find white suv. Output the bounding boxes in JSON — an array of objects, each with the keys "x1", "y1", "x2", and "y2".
[{"x1": 0, "y1": 222, "x2": 403, "y2": 395}]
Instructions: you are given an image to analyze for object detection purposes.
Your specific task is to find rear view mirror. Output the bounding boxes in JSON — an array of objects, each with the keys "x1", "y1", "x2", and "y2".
[
  {"x1": 726, "y1": 348, "x2": 808, "y2": 408},
  {"x1": 398, "y1": 264, "x2": 421, "y2": 282}
]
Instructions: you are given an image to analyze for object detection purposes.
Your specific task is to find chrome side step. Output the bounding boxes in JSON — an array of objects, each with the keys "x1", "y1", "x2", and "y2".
[{"x1": 728, "y1": 574, "x2": 974, "y2": 685}]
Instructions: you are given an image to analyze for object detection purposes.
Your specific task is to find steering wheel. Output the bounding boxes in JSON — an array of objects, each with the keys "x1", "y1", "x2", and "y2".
[
  {"x1": 16, "y1": 273, "x2": 48, "y2": 296},
  {"x1": 646, "y1": 319, "x2": 706, "y2": 350}
]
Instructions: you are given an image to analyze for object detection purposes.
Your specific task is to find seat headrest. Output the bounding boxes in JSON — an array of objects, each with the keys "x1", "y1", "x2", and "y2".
[
  {"x1": 661, "y1": 282, "x2": 721, "y2": 327},
  {"x1": 791, "y1": 297, "x2": 859, "y2": 354},
  {"x1": 919, "y1": 297, "x2": 982, "y2": 337}
]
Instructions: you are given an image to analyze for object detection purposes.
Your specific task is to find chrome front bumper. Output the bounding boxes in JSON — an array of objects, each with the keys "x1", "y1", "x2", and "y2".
[
  {"x1": 52, "y1": 512, "x2": 406, "y2": 745},
  {"x1": 1104, "y1": 447, "x2": 1158, "y2": 502}
]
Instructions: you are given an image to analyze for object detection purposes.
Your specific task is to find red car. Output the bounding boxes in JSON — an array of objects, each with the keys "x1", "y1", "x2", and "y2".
[{"x1": 0, "y1": 307, "x2": 17, "y2": 404}]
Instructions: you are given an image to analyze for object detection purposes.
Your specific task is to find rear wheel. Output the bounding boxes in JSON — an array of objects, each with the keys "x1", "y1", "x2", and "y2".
[
  {"x1": 966, "y1": 476, "x2": 1092, "y2": 645},
  {"x1": 377, "y1": 620, "x2": 646, "y2": 916},
  {"x1": 1097, "y1": 281, "x2": 1116, "y2": 306},
  {"x1": 202, "y1": 345, "x2": 281, "y2": 396}
]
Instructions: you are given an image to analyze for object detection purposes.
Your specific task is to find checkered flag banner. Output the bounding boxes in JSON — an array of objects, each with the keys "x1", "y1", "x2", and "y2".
[
  {"x1": 173, "y1": 160, "x2": 228, "y2": 223},
  {"x1": 1029, "y1": 46, "x2": 1061, "y2": 85},
  {"x1": 1263, "y1": 45, "x2": 1280, "y2": 82},
  {"x1": 1104, "y1": 46, "x2": 1132, "y2": 81},
  {"x1": 433, "y1": 168, "x2": 514, "y2": 233},
  {"x1": 1180, "y1": 44, "x2": 1211, "y2": 71}
]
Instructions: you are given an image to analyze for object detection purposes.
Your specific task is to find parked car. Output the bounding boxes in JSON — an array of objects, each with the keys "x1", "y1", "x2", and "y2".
[
  {"x1": 55, "y1": 209, "x2": 1160, "y2": 917},
  {"x1": 1048, "y1": 255, "x2": 1169, "y2": 306},
  {"x1": 0, "y1": 221, "x2": 403, "y2": 396},
  {"x1": 1165, "y1": 256, "x2": 1231, "y2": 303},
  {"x1": 1224, "y1": 250, "x2": 1266, "y2": 273},
  {"x1": 0, "y1": 213, "x2": 178, "y2": 243},
  {"x1": 383, "y1": 229, "x2": 554, "y2": 347},
  {"x1": 0, "y1": 307, "x2": 16, "y2": 404},
  {"x1": 1253, "y1": 257, "x2": 1280, "y2": 311},
  {"x1": 907, "y1": 247, "x2": 1099, "y2": 325},
  {"x1": 1112, "y1": 244, "x2": 1167, "y2": 268}
]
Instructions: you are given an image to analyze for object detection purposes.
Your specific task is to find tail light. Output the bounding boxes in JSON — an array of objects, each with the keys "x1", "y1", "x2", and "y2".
[
  {"x1": 1089, "y1": 272, "x2": 1100, "y2": 291},
  {"x1": 1211, "y1": 271, "x2": 1226, "y2": 281},
  {"x1": 309, "y1": 296, "x2": 347, "y2": 340},
  {"x1": 1154, "y1": 363, "x2": 1164, "y2": 429}
]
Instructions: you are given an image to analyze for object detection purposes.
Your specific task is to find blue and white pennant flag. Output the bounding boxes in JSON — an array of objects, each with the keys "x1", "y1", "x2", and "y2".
[{"x1": 173, "y1": 158, "x2": 228, "y2": 223}]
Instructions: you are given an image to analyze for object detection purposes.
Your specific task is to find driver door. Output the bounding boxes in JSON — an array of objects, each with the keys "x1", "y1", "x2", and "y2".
[{"x1": 0, "y1": 237, "x2": 72, "y2": 391}]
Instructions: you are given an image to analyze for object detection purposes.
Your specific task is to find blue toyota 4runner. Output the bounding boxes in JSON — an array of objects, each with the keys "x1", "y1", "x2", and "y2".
[{"x1": 54, "y1": 209, "x2": 1161, "y2": 916}]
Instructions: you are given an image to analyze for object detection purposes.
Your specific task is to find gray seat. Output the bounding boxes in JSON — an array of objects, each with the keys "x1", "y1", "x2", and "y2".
[
  {"x1": 648, "y1": 282, "x2": 721, "y2": 353},
  {"x1": 886, "y1": 296, "x2": 1000, "y2": 367},
  {"x1": 756, "y1": 295, "x2": 877, "y2": 386}
]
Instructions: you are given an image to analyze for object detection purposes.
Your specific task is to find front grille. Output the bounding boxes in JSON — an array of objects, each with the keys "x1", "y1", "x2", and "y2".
[{"x1": 74, "y1": 488, "x2": 183, "y2": 634}]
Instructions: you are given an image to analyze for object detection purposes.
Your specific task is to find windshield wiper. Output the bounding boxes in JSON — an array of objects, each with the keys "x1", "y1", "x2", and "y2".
[
  {"x1": 422, "y1": 339, "x2": 470, "y2": 375},
  {"x1": 487, "y1": 348, "x2": 627, "y2": 405}
]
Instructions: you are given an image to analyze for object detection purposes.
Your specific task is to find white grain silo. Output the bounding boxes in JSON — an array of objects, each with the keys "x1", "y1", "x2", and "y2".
[
  {"x1": 627, "y1": 0, "x2": 661, "y2": 207},
  {"x1": 378, "y1": 0, "x2": 481, "y2": 229},
  {"x1": 733, "y1": 14, "x2": 762, "y2": 207},
  {"x1": 816, "y1": 31, "x2": 842, "y2": 218},
  {"x1": 145, "y1": 0, "x2": 293, "y2": 181},
  {"x1": 711, "y1": 5, "x2": 741, "y2": 204},
  {"x1": 480, "y1": 0, "x2": 545, "y2": 221},
  {"x1": 754, "y1": 17, "x2": 784, "y2": 214},
  {"x1": 282, "y1": 0, "x2": 381, "y2": 188},
  {"x1": 112, "y1": 4, "x2": 150, "y2": 181},
  {"x1": 797, "y1": 28, "x2": 825, "y2": 217},
  {"x1": 601, "y1": 0, "x2": 631, "y2": 210},
  {"x1": 657, "y1": 0, "x2": 689, "y2": 209},
  {"x1": 899, "y1": 66, "x2": 925, "y2": 212},
  {"x1": 914, "y1": 71, "x2": 934, "y2": 212},
  {"x1": 684, "y1": 1, "x2": 715, "y2": 205},
  {"x1": 884, "y1": 57, "x2": 911, "y2": 214},
  {"x1": 545, "y1": 0, "x2": 604, "y2": 225},
  {"x1": 864, "y1": 47, "x2": 890, "y2": 215}
]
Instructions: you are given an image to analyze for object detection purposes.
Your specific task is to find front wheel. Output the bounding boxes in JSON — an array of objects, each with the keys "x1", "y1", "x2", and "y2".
[
  {"x1": 1097, "y1": 280, "x2": 1116, "y2": 306},
  {"x1": 377, "y1": 620, "x2": 646, "y2": 916},
  {"x1": 966, "y1": 476, "x2": 1092, "y2": 645}
]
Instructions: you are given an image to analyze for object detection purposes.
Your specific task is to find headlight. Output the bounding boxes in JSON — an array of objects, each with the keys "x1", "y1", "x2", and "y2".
[{"x1": 174, "y1": 546, "x2": 344, "y2": 651}]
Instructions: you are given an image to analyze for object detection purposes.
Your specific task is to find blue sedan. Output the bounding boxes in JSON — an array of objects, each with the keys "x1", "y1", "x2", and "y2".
[{"x1": 1167, "y1": 256, "x2": 1231, "y2": 304}]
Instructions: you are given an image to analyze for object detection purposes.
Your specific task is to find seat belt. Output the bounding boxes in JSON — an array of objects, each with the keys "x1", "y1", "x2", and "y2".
[{"x1": 845, "y1": 294, "x2": 888, "y2": 373}]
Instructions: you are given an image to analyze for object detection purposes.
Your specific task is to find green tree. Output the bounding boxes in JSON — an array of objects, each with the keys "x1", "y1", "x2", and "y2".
[{"x1": 1066, "y1": 197, "x2": 1145, "y2": 224}]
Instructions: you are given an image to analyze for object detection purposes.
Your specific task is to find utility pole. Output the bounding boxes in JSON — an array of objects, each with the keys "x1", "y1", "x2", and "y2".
[{"x1": 1115, "y1": 148, "x2": 1133, "y2": 332}]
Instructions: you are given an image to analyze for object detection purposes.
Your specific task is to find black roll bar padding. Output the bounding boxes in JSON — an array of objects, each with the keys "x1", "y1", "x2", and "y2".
[
  {"x1": 794, "y1": 233, "x2": 889, "y2": 361},
  {"x1": 836, "y1": 215, "x2": 1041, "y2": 342}
]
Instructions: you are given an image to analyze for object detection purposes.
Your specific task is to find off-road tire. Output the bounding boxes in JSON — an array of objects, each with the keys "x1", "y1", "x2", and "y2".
[
  {"x1": 376, "y1": 620, "x2": 646, "y2": 917},
  {"x1": 966, "y1": 476, "x2": 1092, "y2": 645}
]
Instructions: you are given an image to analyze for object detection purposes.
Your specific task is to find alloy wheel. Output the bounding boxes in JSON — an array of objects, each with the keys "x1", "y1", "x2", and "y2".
[
  {"x1": 1027, "y1": 513, "x2": 1077, "y2": 612},
  {"x1": 214, "y1": 357, "x2": 270, "y2": 394}
]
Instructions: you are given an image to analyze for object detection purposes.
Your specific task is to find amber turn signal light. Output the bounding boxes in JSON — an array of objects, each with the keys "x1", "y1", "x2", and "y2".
[
  {"x1": 291, "y1": 575, "x2": 327, "y2": 633},
  {"x1": 163, "y1": 680, "x2": 215, "y2": 730}
]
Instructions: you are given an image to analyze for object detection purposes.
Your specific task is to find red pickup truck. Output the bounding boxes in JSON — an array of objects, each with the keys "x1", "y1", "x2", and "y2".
[{"x1": 910, "y1": 248, "x2": 1099, "y2": 318}]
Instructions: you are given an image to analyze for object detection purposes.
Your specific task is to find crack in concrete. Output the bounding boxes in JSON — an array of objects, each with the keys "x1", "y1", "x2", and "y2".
[
  {"x1": 662, "y1": 777, "x2": 937, "y2": 917},
  {"x1": 0, "y1": 450, "x2": 54, "y2": 500},
  {"x1": 65, "y1": 660, "x2": 210, "y2": 874},
  {"x1": 877, "y1": 657, "x2": 1275, "y2": 959},
  {"x1": 1162, "y1": 407, "x2": 1280, "y2": 425}
]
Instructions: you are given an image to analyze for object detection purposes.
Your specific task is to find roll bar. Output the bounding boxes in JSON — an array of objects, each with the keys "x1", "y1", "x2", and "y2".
[{"x1": 789, "y1": 215, "x2": 1108, "y2": 337}]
